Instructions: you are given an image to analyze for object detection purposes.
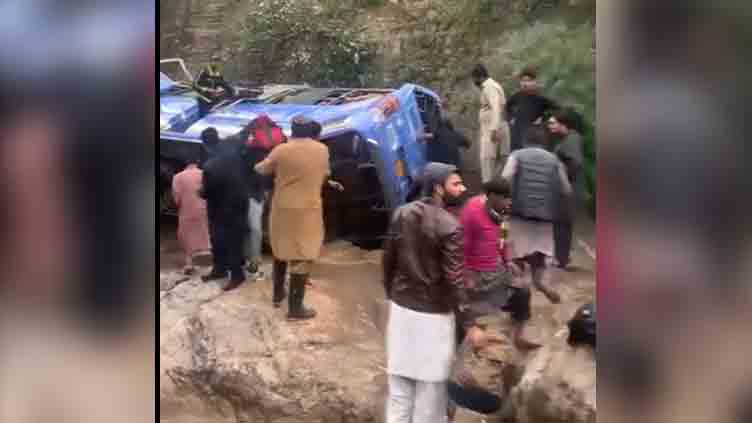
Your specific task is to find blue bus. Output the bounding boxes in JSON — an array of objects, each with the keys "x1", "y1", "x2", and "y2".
[{"x1": 160, "y1": 59, "x2": 445, "y2": 244}]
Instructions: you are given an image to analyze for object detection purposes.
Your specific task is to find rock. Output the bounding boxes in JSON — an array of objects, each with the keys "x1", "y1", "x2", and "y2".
[
  {"x1": 500, "y1": 342, "x2": 596, "y2": 423},
  {"x1": 160, "y1": 271, "x2": 190, "y2": 292},
  {"x1": 160, "y1": 270, "x2": 385, "y2": 422}
]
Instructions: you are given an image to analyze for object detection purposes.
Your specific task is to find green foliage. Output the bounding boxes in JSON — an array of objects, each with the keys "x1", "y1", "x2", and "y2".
[
  {"x1": 491, "y1": 21, "x2": 596, "y2": 216},
  {"x1": 234, "y1": 1, "x2": 596, "y2": 215},
  {"x1": 238, "y1": 0, "x2": 378, "y2": 87},
  {"x1": 363, "y1": 0, "x2": 386, "y2": 7}
]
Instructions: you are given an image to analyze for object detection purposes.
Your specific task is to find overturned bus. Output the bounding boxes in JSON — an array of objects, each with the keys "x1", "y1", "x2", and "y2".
[{"x1": 159, "y1": 59, "x2": 445, "y2": 245}]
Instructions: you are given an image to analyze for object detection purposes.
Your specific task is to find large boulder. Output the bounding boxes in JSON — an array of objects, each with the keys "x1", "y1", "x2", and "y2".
[
  {"x1": 159, "y1": 265, "x2": 386, "y2": 423},
  {"x1": 454, "y1": 271, "x2": 597, "y2": 423},
  {"x1": 501, "y1": 340, "x2": 596, "y2": 423}
]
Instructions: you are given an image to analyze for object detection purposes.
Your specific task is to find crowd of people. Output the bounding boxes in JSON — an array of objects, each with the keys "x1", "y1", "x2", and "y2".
[
  {"x1": 172, "y1": 113, "x2": 342, "y2": 320},
  {"x1": 168, "y1": 61, "x2": 592, "y2": 422},
  {"x1": 383, "y1": 63, "x2": 589, "y2": 423}
]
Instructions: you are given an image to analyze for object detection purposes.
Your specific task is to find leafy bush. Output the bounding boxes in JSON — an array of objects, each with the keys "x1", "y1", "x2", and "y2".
[
  {"x1": 489, "y1": 21, "x2": 596, "y2": 216},
  {"x1": 238, "y1": 0, "x2": 378, "y2": 87}
]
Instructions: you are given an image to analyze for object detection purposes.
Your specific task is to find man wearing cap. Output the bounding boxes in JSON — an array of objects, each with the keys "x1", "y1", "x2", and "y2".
[
  {"x1": 195, "y1": 55, "x2": 232, "y2": 99},
  {"x1": 382, "y1": 162, "x2": 472, "y2": 423},
  {"x1": 194, "y1": 55, "x2": 233, "y2": 116},
  {"x1": 255, "y1": 116, "x2": 343, "y2": 320}
]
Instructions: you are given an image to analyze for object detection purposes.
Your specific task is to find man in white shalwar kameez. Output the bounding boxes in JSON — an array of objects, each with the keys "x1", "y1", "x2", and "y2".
[
  {"x1": 382, "y1": 163, "x2": 471, "y2": 423},
  {"x1": 472, "y1": 64, "x2": 510, "y2": 183}
]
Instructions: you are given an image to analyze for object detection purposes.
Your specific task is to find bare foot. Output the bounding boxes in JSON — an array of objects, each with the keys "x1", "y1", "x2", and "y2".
[{"x1": 514, "y1": 336, "x2": 543, "y2": 351}]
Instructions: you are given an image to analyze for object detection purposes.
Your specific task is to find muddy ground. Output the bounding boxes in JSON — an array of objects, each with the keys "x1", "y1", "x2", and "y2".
[{"x1": 159, "y1": 200, "x2": 596, "y2": 422}]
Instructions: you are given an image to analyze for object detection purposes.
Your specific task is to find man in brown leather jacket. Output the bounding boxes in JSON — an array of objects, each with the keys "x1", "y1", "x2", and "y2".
[{"x1": 382, "y1": 162, "x2": 470, "y2": 423}]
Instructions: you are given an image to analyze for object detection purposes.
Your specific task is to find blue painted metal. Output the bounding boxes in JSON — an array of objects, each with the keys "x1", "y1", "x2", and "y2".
[
  {"x1": 160, "y1": 82, "x2": 439, "y2": 209},
  {"x1": 159, "y1": 72, "x2": 177, "y2": 93}
]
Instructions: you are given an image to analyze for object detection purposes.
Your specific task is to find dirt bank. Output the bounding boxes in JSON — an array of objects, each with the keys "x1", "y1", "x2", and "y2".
[{"x1": 159, "y1": 213, "x2": 595, "y2": 422}]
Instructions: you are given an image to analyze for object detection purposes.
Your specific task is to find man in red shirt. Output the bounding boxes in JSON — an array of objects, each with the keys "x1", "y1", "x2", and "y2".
[{"x1": 459, "y1": 179, "x2": 541, "y2": 350}]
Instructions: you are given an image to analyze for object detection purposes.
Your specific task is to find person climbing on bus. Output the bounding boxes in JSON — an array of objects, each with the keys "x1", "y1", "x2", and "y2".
[{"x1": 194, "y1": 54, "x2": 234, "y2": 114}]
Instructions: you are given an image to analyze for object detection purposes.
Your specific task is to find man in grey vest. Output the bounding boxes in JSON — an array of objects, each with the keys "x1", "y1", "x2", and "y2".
[{"x1": 501, "y1": 126, "x2": 572, "y2": 304}]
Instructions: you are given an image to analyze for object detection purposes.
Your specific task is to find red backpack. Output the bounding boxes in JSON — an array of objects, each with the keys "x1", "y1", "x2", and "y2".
[{"x1": 246, "y1": 114, "x2": 286, "y2": 150}]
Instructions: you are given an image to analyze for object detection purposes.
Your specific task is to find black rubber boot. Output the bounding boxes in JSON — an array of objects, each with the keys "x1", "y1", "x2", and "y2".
[
  {"x1": 201, "y1": 269, "x2": 226, "y2": 283},
  {"x1": 223, "y1": 268, "x2": 246, "y2": 292},
  {"x1": 272, "y1": 260, "x2": 288, "y2": 308},
  {"x1": 287, "y1": 274, "x2": 316, "y2": 320}
]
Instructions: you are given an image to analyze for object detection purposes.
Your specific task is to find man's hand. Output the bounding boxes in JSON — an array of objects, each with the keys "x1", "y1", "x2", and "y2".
[
  {"x1": 490, "y1": 129, "x2": 502, "y2": 144},
  {"x1": 466, "y1": 326, "x2": 488, "y2": 350},
  {"x1": 456, "y1": 369, "x2": 480, "y2": 388},
  {"x1": 509, "y1": 262, "x2": 524, "y2": 278},
  {"x1": 464, "y1": 274, "x2": 475, "y2": 289},
  {"x1": 327, "y1": 180, "x2": 345, "y2": 192}
]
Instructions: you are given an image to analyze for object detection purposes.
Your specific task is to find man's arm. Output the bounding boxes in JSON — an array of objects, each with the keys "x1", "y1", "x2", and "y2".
[
  {"x1": 254, "y1": 146, "x2": 279, "y2": 175},
  {"x1": 484, "y1": 83, "x2": 505, "y2": 132},
  {"x1": 455, "y1": 127, "x2": 471, "y2": 149},
  {"x1": 558, "y1": 162, "x2": 574, "y2": 196},
  {"x1": 199, "y1": 168, "x2": 213, "y2": 200},
  {"x1": 459, "y1": 207, "x2": 475, "y2": 279},
  {"x1": 505, "y1": 92, "x2": 518, "y2": 123},
  {"x1": 217, "y1": 79, "x2": 234, "y2": 97},
  {"x1": 194, "y1": 69, "x2": 208, "y2": 86},
  {"x1": 382, "y1": 212, "x2": 401, "y2": 298},
  {"x1": 441, "y1": 225, "x2": 467, "y2": 306},
  {"x1": 321, "y1": 152, "x2": 345, "y2": 191},
  {"x1": 171, "y1": 175, "x2": 182, "y2": 209},
  {"x1": 501, "y1": 154, "x2": 518, "y2": 182},
  {"x1": 556, "y1": 137, "x2": 584, "y2": 182}
]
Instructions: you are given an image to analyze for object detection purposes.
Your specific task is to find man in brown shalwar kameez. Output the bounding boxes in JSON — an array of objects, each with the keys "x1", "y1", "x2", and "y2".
[{"x1": 255, "y1": 116, "x2": 343, "y2": 320}]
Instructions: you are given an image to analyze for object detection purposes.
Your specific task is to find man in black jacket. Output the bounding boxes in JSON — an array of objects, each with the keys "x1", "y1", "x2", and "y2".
[
  {"x1": 548, "y1": 108, "x2": 586, "y2": 269},
  {"x1": 383, "y1": 162, "x2": 472, "y2": 423},
  {"x1": 200, "y1": 138, "x2": 249, "y2": 291},
  {"x1": 234, "y1": 115, "x2": 286, "y2": 278},
  {"x1": 426, "y1": 116, "x2": 471, "y2": 170},
  {"x1": 506, "y1": 66, "x2": 558, "y2": 152}
]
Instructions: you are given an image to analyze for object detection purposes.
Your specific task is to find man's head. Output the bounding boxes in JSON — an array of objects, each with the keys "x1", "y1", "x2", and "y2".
[
  {"x1": 519, "y1": 66, "x2": 539, "y2": 93},
  {"x1": 422, "y1": 162, "x2": 466, "y2": 206},
  {"x1": 524, "y1": 125, "x2": 550, "y2": 149},
  {"x1": 471, "y1": 64, "x2": 489, "y2": 88},
  {"x1": 548, "y1": 108, "x2": 584, "y2": 136},
  {"x1": 201, "y1": 127, "x2": 220, "y2": 146},
  {"x1": 291, "y1": 116, "x2": 322, "y2": 139},
  {"x1": 482, "y1": 178, "x2": 512, "y2": 215}
]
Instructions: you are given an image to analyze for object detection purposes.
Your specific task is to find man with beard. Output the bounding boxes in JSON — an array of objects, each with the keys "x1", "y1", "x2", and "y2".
[
  {"x1": 382, "y1": 162, "x2": 472, "y2": 423},
  {"x1": 505, "y1": 66, "x2": 559, "y2": 152},
  {"x1": 471, "y1": 64, "x2": 509, "y2": 183}
]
